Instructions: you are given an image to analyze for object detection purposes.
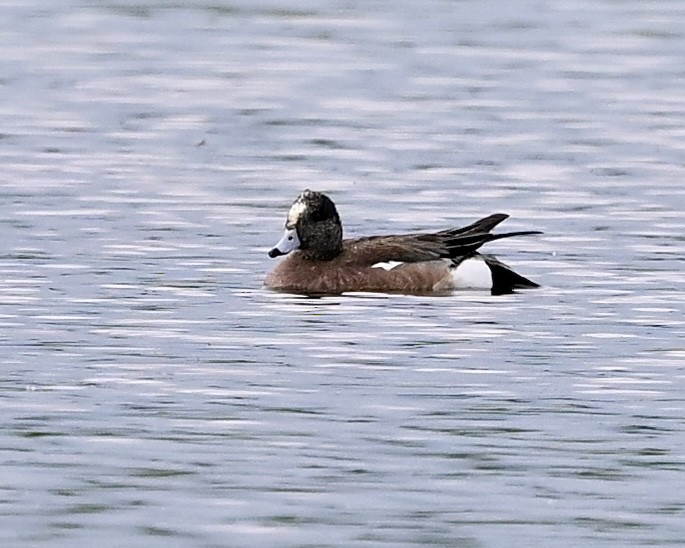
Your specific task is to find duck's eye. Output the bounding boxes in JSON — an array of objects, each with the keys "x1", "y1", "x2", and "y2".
[{"x1": 288, "y1": 235, "x2": 293, "y2": 241}]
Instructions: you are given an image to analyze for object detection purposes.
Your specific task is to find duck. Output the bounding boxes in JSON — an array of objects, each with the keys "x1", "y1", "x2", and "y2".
[{"x1": 265, "y1": 190, "x2": 541, "y2": 295}]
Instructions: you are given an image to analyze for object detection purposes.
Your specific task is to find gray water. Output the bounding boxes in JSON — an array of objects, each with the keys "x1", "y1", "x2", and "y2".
[{"x1": 1, "y1": 1, "x2": 684, "y2": 546}]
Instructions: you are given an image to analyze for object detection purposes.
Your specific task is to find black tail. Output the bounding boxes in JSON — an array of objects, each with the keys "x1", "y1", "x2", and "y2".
[{"x1": 481, "y1": 254, "x2": 540, "y2": 295}]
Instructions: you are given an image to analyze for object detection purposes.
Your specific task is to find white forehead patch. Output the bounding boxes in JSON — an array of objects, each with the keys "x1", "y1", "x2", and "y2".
[{"x1": 286, "y1": 197, "x2": 308, "y2": 227}]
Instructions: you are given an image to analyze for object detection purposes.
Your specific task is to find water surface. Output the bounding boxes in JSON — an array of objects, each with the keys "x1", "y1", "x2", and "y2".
[{"x1": 1, "y1": 1, "x2": 684, "y2": 546}]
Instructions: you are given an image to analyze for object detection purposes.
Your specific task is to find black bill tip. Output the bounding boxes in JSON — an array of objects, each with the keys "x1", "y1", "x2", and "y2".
[{"x1": 268, "y1": 248, "x2": 283, "y2": 258}]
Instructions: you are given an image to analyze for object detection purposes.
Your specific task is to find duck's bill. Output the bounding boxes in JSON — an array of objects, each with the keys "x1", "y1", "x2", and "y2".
[{"x1": 268, "y1": 228, "x2": 300, "y2": 258}]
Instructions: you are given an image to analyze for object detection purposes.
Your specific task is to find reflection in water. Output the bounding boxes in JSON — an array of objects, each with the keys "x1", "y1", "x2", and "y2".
[{"x1": 1, "y1": 0, "x2": 685, "y2": 546}]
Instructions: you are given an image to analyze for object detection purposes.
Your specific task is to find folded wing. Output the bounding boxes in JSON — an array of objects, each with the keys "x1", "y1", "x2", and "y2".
[{"x1": 344, "y1": 213, "x2": 541, "y2": 265}]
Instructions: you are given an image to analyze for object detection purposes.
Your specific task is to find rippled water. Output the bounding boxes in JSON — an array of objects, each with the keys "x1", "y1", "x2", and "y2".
[{"x1": 1, "y1": 1, "x2": 684, "y2": 546}]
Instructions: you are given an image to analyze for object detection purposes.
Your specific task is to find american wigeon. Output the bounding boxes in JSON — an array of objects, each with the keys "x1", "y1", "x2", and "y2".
[{"x1": 265, "y1": 190, "x2": 541, "y2": 295}]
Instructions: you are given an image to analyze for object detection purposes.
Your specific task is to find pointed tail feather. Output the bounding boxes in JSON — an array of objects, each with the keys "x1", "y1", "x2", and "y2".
[
  {"x1": 438, "y1": 213, "x2": 509, "y2": 238},
  {"x1": 443, "y1": 229, "x2": 543, "y2": 259},
  {"x1": 488, "y1": 230, "x2": 543, "y2": 242}
]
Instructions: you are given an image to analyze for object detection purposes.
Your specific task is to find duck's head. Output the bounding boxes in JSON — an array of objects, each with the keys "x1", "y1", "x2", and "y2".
[{"x1": 268, "y1": 190, "x2": 343, "y2": 261}]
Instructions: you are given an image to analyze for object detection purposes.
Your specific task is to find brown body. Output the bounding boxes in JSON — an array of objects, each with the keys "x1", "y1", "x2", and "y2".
[{"x1": 265, "y1": 240, "x2": 453, "y2": 294}]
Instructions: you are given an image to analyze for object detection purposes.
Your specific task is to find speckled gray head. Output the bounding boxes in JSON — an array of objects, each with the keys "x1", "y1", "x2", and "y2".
[{"x1": 268, "y1": 190, "x2": 342, "y2": 260}]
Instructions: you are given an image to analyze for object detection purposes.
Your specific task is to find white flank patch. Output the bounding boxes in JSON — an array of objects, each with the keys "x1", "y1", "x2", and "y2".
[
  {"x1": 371, "y1": 261, "x2": 404, "y2": 271},
  {"x1": 451, "y1": 258, "x2": 492, "y2": 289}
]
